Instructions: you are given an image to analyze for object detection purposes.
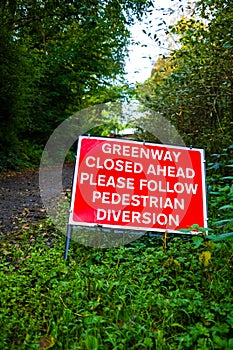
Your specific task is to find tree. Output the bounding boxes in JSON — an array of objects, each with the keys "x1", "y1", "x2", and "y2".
[
  {"x1": 138, "y1": 0, "x2": 233, "y2": 153},
  {"x1": 0, "y1": 24, "x2": 32, "y2": 167},
  {"x1": 0, "y1": 0, "x2": 153, "y2": 168}
]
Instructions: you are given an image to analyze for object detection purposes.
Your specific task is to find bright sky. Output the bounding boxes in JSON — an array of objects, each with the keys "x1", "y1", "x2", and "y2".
[{"x1": 125, "y1": 0, "x2": 184, "y2": 83}]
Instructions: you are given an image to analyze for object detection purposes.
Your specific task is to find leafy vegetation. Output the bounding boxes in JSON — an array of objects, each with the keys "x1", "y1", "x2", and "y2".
[
  {"x1": 138, "y1": 0, "x2": 233, "y2": 154},
  {"x1": 1, "y1": 0, "x2": 233, "y2": 346},
  {"x1": 1, "y1": 0, "x2": 233, "y2": 168},
  {"x1": 0, "y1": 148, "x2": 232, "y2": 349},
  {"x1": 0, "y1": 0, "x2": 152, "y2": 169}
]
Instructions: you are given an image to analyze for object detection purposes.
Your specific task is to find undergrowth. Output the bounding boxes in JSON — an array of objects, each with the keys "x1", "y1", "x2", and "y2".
[{"x1": 0, "y1": 146, "x2": 232, "y2": 349}]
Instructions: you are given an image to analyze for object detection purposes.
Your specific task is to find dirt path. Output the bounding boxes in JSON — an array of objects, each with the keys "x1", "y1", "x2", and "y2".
[{"x1": 0, "y1": 163, "x2": 74, "y2": 235}]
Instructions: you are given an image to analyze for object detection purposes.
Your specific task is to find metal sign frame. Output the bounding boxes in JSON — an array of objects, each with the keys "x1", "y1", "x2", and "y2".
[{"x1": 64, "y1": 136, "x2": 208, "y2": 258}]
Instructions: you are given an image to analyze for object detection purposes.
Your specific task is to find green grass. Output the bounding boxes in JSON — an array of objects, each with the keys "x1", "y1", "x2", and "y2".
[
  {"x1": 0, "y1": 222, "x2": 232, "y2": 350},
  {"x1": 0, "y1": 146, "x2": 232, "y2": 349}
]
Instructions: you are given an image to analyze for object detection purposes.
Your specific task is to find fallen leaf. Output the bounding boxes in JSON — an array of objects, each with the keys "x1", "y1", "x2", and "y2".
[{"x1": 38, "y1": 335, "x2": 56, "y2": 349}]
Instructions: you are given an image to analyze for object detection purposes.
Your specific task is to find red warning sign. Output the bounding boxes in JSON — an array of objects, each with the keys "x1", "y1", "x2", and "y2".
[{"x1": 69, "y1": 136, "x2": 207, "y2": 233}]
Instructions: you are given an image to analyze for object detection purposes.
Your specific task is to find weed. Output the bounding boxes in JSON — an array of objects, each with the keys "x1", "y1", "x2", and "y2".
[{"x1": 0, "y1": 147, "x2": 232, "y2": 349}]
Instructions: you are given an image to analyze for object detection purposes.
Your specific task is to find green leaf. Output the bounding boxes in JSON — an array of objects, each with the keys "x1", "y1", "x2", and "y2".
[
  {"x1": 85, "y1": 335, "x2": 98, "y2": 350},
  {"x1": 212, "y1": 218, "x2": 233, "y2": 225},
  {"x1": 192, "y1": 236, "x2": 203, "y2": 247},
  {"x1": 171, "y1": 323, "x2": 187, "y2": 331},
  {"x1": 207, "y1": 232, "x2": 233, "y2": 241},
  {"x1": 219, "y1": 205, "x2": 233, "y2": 210}
]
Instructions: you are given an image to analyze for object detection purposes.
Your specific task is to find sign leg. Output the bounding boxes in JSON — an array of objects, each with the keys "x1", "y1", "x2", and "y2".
[{"x1": 64, "y1": 224, "x2": 72, "y2": 260}]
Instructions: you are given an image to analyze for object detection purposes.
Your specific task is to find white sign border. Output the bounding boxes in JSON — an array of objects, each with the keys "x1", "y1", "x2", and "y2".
[{"x1": 68, "y1": 135, "x2": 208, "y2": 234}]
